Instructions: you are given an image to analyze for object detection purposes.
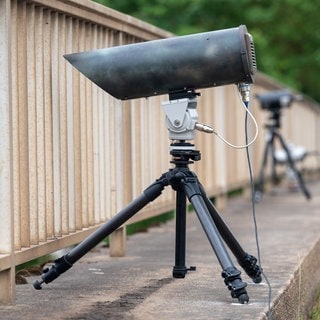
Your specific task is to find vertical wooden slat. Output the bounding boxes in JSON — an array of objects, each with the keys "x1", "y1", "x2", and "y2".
[
  {"x1": 43, "y1": 9, "x2": 54, "y2": 238},
  {"x1": 66, "y1": 16, "x2": 75, "y2": 232},
  {"x1": 210, "y1": 87, "x2": 228, "y2": 209},
  {"x1": 102, "y1": 30, "x2": 113, "y2": 221},
  {"x1": 85, "y1": 23, "x2": 94, "y2": 226},
  {"x1": 103, "y1": 91, "x2": 112, "y2": 220},
  {"x1": 226, "y1": 86, "x2": 240, "y2": 186},
  {"x1": 120, "y1": 32, "x2": 133, "y2": 208},
  {"x1": 102, "y1": 28, "x2": 110, "y2": 222},
  {"x1": 51, "y1": 11, "x2": 62, "y2": 236},
  {"x1": 35, "y1": 6, "x2": 46, "y2": 242},
  {"x1": 147, "y1": 98, "x2": 155, "y2": 181},
  {"x1": 10, "y1": 0, "x2": 21, "y2": 250},
  {"x1": 91, "y1": 24, "x2": 100, "y2": 224},
  {"x1": 17, "y1": 0, "x2": 30, "y2": 248},
  {"x1": 159, "y1": 96, "x2": 170, "y2": 175},
  {"x1": 138, "y1": 99, "x2": 146, "y2": 191},
  {"x1": 118, "y1": 22, "x2": 134, "y2": 206},
  {"x1": 130, "y1": 99, "x2": 141, "y2": 198},
  {"x1": 197, "y1": 88, "x2": 215, "y2": 192},
  {"x1": 110, "y1": 98, "x2": 126, "y2": 257},
  {"x1": 213, "y1": 87, "x2": 227, "y2": 191},
  {"x1": 121, "y1": 100, "x2": 132, "y2": 204},
  {"x1": 58, "y1": 14, "x2": 69, "y2": 235},
  {"x1": 72, "y1": 18, "x2": 83, "y2": 230},
  {"x1": 97, "y1": 27, "x2": 106, "y2": 222},
  {"x1": 97, "y1": 88, "x2": 105, "y2": 222},
  {"x1": 206, "y1": 90, "x2": 216, "y2": 192},
  {"x1": 109, "y1": 30, "x2": 126, "y2": 257},
  {"x1": 0, "y1": 0, "x2": 15, "y2": 304},
  {"x1": 139, "y1": 99, "x2": 148, "y2": 190},
  {"x1": 109, "y1": 30, "x2": 118, "y2": 219},
  {"x1": 79, "y1": 20, "x2": 88, "y2": 227},
  {"x1": 26, "y1": 4, "x2": 38, "y2": 245},
  {"x1": 194, "y1": 90, "x2": 205, "y2": 186}
]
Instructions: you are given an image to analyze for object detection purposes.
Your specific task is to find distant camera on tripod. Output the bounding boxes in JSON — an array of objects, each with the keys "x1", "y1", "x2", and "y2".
[{"x1": 256, "y1": 90, "x2": 295, "y2": 111}]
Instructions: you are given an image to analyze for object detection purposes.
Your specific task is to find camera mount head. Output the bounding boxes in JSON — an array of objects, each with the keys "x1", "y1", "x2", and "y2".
[{"x1": 161, "y1": 90, "x2": 213, "y2": 146}]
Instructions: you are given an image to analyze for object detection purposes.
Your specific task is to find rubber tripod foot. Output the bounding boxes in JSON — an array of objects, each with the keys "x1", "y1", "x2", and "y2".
[
  {"x1": 238, "y1": 293, "x2": 249, "y2": 304},
  {"x1": 253, "y1": 275, "x2": 263, "y2": 283},
  {"x1": 33, "y1": 280, "x2": 43, "y2": 290}
]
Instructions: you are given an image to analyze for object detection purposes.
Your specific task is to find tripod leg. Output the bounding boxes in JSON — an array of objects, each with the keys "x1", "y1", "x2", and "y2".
[
  {"x1": 276, "y1": 133, "x2": 311, "y2": 200},
  {"x1": 181, "y1": 175, "x2": 249, "y2": 303},
  {"x1": 255, "y1": 137, "x2": 273, "y2": 202},
  {"x1": 270, "y1": 141, "x2": 279, "y2": 185},
  {"x1": 33, "y1": 176, "x2": 168, "y2": 290},
  {"x1": 173, "y1": 189, "x2": 188, "y2": 278},
  {"x1": 172, "y1": 188, "x2": 196, "y2": 278},
  {"x1": 199, "y1": 184, "x2": 262, "y2": 283}
]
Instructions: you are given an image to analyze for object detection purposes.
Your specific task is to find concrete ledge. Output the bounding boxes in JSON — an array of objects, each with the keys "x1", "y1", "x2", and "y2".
[{"x1": 267, "y1": 238, "x2": 320, "y2": 320}]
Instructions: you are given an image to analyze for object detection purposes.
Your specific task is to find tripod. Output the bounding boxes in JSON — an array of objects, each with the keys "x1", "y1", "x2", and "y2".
[
  {"x1": 34, "y1": 91, "x2": 262, "y2": 303},
  {"x1": 254, "y1": 109, "x2": 311, "y2": 202}
]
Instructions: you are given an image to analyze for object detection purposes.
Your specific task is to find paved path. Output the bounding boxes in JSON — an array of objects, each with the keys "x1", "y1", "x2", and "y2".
[{"x1": 1, "y1": 179, "x2": 319, "y2": 320}]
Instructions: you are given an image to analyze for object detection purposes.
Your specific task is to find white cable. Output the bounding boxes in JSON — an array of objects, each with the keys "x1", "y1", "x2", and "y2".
[{"x1": 212, "y1": 90, "x2": 259, "y2": 149}]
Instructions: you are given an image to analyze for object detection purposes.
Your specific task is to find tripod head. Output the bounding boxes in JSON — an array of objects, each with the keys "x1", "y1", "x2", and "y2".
[
  {"x1": 265, "y1": 108, "x2": 282, "y2": 130},
  {"x1": 161, "y1": 90, "x2": 213, "y2": 145}
]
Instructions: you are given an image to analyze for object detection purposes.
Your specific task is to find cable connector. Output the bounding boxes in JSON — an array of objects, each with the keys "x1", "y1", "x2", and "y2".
[
  {"x1": 238, "y1": 83, "x2": 250, "y2": 105},
  {"x1": 195, "y1": 122, "x2": 214, "y2": 134}
]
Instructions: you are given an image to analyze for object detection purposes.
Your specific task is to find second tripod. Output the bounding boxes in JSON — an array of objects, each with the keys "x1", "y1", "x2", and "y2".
[{"x1": 254, "y1": 109, "x2": 311, "y2": 202}]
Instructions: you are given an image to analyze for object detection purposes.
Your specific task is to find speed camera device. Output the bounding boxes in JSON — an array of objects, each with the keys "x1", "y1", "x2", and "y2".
[{"x1": 64, "y1": 25, "x2": 256, "y2": 100}]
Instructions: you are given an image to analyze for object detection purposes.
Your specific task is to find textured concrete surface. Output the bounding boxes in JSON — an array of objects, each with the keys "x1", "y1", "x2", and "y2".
[{"x1": 0, "y1": 179, "x2": 319, "y2": 320}]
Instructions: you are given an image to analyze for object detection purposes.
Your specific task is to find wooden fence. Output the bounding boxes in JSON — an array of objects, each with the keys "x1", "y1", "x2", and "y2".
[{"x1": 1, "y1": 0, "x2": 319, "y2": 304}]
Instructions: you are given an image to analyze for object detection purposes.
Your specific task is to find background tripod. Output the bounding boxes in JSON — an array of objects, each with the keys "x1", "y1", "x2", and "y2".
[
  {"x1": 34, "y1": 91, "x2": 262, "y2": 303},
  {"x1": 254, "y1": 109, "x2": 311, "y2": 202}
]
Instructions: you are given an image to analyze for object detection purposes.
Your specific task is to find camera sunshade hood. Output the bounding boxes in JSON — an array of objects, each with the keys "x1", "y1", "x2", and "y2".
[{"x1": 65, "y1": 25, "x2": 256, "y2": 100}]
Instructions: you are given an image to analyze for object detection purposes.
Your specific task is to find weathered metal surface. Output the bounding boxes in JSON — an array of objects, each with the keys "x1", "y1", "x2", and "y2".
[{"x1": 65, "y1": 25, "x2": 256, "y2": 100}]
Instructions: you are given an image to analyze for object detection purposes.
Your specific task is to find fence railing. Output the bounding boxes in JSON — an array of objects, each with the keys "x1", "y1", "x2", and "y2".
[{"x1": 1, "y1": 0, "x2": 319, "y2": 304}]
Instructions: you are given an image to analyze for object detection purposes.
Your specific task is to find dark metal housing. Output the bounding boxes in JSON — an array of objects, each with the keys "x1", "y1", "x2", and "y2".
[{"x1": 65, "y1": 25, "x2": 256, "y2": 100}]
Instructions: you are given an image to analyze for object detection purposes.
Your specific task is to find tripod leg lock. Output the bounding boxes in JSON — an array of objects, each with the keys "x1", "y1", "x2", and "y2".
[
  {"x1": 33, "y1": 255, "x2": 73, "y2": 290},
  {"x1": 144, "y1": 176, "x2": 169, "y2": 202},
  {"x1": 238, "y1": 253, "x2": 262, "y2": 283},
  {"x1": 222, "y1": 267, "x2": 249, "y2": 303}
]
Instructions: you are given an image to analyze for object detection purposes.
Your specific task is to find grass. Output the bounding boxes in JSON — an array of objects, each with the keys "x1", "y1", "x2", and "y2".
[
  {"x1": 310, "y1": 289, "x2": 320, "y2": 320},
  {"x1": 126, "y1": 210, "x2": 174, "y2": 236}
]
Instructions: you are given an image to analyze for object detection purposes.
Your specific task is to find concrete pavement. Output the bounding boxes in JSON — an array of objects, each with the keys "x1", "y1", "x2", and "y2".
[{"x1": 0, "y1": 178, "x2": 319, "y2": 320}]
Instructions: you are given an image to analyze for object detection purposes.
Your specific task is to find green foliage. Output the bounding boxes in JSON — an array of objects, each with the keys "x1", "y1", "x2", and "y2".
[
  {"x1": 310, "y1": 288, "x2": 320, "y2": 320},
  {"x1": 126, "y1": 211, "x2": 174, "y2": 235},
  {"x1": 94, "y1": 0, "x2": 320, "y2": 103}
]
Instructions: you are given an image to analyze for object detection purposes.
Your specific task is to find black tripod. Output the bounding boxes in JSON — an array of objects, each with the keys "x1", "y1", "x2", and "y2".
[
  {"x1": 254, "y1": 109, "x2": 311, "y2": 202},
  {"x1": 34, "y1": 92, "x2": 262, "y2": 303}
]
